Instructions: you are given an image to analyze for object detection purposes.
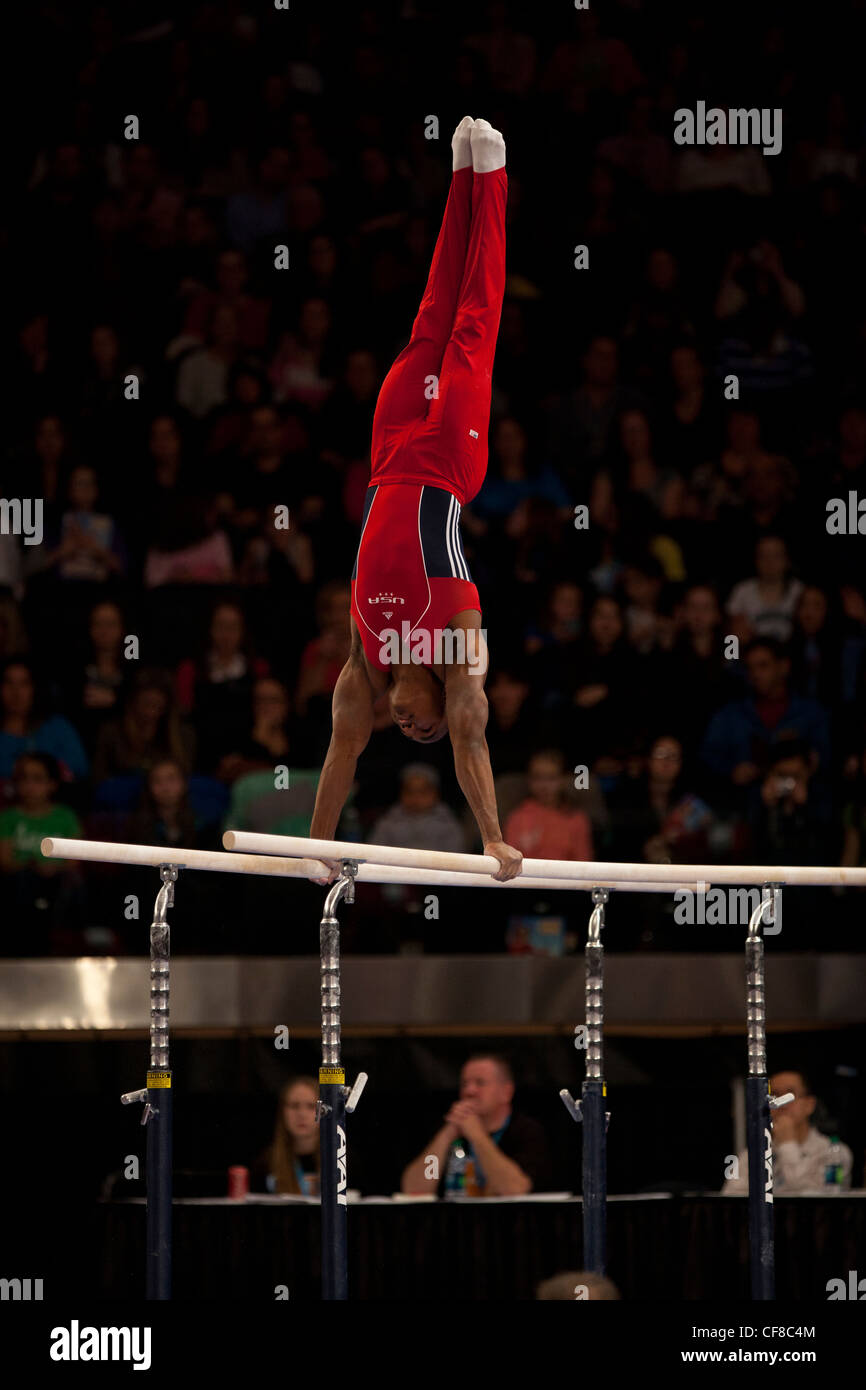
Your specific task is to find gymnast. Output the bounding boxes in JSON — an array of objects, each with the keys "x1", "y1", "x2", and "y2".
[{"x1": 309, "y1": 118, "x2": 523, "y2": 881}]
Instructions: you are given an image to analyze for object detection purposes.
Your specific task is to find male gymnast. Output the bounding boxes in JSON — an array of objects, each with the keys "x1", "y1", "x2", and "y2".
[{"x1": 309, "y1": 118, "x2": 523, "y2": 881}]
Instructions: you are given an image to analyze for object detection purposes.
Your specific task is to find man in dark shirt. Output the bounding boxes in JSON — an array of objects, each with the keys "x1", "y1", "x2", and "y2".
[{"x1": 400, "y1": 1053, "x2": 553, "y2": 1196}]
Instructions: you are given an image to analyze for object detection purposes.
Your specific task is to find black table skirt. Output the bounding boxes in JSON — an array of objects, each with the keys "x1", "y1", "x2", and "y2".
[{"x1": 95, "y1": 1196, "x2": 866, "y2": 1301}]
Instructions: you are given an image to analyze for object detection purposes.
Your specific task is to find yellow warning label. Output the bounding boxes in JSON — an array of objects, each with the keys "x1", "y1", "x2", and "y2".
[
  {"x1": 147, "y1": 1071, "x2": 172, "y2": 1088},
  {"x1": 319, "y1": 1067, "x2": 345, "y2": 1084}
]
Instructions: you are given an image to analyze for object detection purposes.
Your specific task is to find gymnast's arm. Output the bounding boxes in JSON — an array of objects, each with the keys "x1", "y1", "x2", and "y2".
[
  {"x1": 309, "y1": 631, "x2": 375, "y2": 845},
  {"x1": 445, "y1": 646, "x2": 523, "y2": 882}
]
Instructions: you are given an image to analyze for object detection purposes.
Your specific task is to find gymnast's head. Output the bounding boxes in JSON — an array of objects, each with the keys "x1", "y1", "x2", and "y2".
[{"x1": 389, "y1": 668, "x2": 447, "y2": 742}]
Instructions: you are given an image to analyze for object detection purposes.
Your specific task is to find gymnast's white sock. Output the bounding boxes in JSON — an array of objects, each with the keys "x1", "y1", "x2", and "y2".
[
  {"x1": 470, "y1": 118, "x2": 506, "y2": 172},
  {"x1": 452, "y1": 116, "x2": 475, "y2": 171}
]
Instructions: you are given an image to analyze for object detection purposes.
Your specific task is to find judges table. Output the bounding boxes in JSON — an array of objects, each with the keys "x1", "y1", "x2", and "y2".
[{"x1": 97, "y1": 1193, "x2": 866, "y2": 1300}]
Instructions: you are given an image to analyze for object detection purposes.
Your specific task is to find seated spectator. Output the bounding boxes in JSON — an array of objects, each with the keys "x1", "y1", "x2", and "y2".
[
  {"x1": 269, "y1": 296, "x2": 336, "y2": 410},
  {"x1": 401, "y1": 1053, "x2": 553, "y2": 1197},
  {"x1": 467, "y1": 416, "x2": 571, "y2": 530},
  {"x1": 65, "y1": 600, "x2": 129, "y2": 745},
  {"x1": 690, "y1": 408, "x2": 758, "y2": 517},
  {"x1": 543, "y1": 332, "x2": 647, "y2": 474},
  {"x1": 183, "y1": 248, "x2": 270, "y2": 353},
  {"x1": 204, "y1": 364, "x2": 270, "y2": 459},
  {"x1": 0, "y1": 594, "x2": 28, "y2": 662},
  {"x1": 92, "y1": 670, "x2": 194, "y2": 783},
  {"x1": 536, "y1": 1270, "x2": 621, "y2": 1300},
  {"x1": 226, "y1": 145, "x2": 291, "y2": 257},
  {"x1": 663, "y1": 584, "x2": 741, "y2": 758},
  {"x1": 662, "y1": 342, "x2": 718, "y2": 474},
  {"x1": 748, "y1": 741, "x2": 839, "y2": 865},
  {"x1": 143, "y1": 497, "x2": 234, "y2": 588},
  {"x1": 613, "y1": 409, "x2": 678, "y2": 528},
  {"x1": 607, "y1": 735, "x2": 713, "y2": 864},
  {"x1": 789, "y1": 585, "x2": 842, "y2": 709},
  {"x1": 176, "y1": 599, "x2": 269, "y2": 771},
  {"x1": 216, "y1": 677, "x2": 293, "y2": 782},
  {"x1": 726, "y1": 534, "x2": 803, "y2": 644},
  {"x1": 316, "y1": 347, "x2": 379, "y2": 471},
  {"x1": 0, "y1": 514, "x2": 23, "y2": 600},
  {"x1": 42, "y1": 465, "x2": 126, "y2": 585},
  {"x1": 238, "y1": 501, "x2": 315, "y2": 602},
  {"x1": 584, "y1": 471, "x2": 625, "y2": 596},
  {"x1": 0, "y1": 753, "x2": 83, "y2": 949},
  {"x1": 502, "y1": 496, "x2": 571, "y2": 591},
  {"x1": 175, "y1": 303, "x2": 242, "y2": 420},
  {"x1": 700, "y1": 638, "x2": 831, "y2": 807},
  {"x1": 127, "y1": 759, "x2": 216, "y2": 850},
  {"x1": 568, "y1": 595, "x2": 642, "y2": 749},
  {"x1": 525, "y1": 580, "x2": 583, "y2": 693},
  {"x1": 715, "y1": 257, "x2": 814, "y2": 418},
  {"x1": 842, "y1": 741, "x2": 866, "y2": 867},
  {"x1": 250, "y1": 1076, "x2": 321, "y2": 1196},
  {"x1": 0, "y1": 753, "x2": 81, "y2": 870},
  {"x1": 484, "y1": 666, "x2": 537, "y2": 776},
  {"x1": 715, "y1": 242, "x2": 805, "y2": 326},
  {"x1": 717, "y1": 436, "x2": 801, "y2": 576},
  {"x1": 504, "y1": 749, "x2": 593, "y2": 861},
  {"x1": 126, "y1": 415, "x2": 188, "y2": 566},
  {"x1": 0, "y1": 659, "x2": 88, "y2": 785},
  {"x1": 525, "y1": 580, "x2": 583, "y2": 657},
  {"x1": 620, "y1": 553, "x2": 669, "y2": 654},
  {"x1": 370, "y1": 763, "x2": 466, "y2": 854},
  {"x1": 295, "y1": 580, "x2": 351, "y2": 719},
  {"x1": 722, "y1": 1070, "x2": 852, "y2": 1194}
]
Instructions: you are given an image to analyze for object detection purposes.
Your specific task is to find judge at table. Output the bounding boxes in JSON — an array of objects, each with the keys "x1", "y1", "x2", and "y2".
[
  {"x1": 401, "y1": 1053, "x2": 553, "y2": 1197},
  {"x1": 722, "y1": 1070, "x2": 853, "y2": 1194}
]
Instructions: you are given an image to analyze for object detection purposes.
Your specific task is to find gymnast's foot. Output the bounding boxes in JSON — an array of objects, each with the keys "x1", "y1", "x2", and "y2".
[
  {"x1": 452, "y1": 115, "x2": 475, "y2": 170},
  {"x1": 470, "y1": 118, "x2": 506, "y2": 172}
]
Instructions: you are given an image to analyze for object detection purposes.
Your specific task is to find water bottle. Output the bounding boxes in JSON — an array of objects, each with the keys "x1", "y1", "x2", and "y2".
[
  {"x1": 824, "y1": 1136, "x2": 844, "y2": 1190},
  {"x1": 444, "y1": 1139, "x2": 468, "y2": 1200}
]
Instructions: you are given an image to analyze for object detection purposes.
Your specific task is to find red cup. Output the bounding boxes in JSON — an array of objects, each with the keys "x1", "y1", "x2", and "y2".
[{"x1": 228, "y1": 1165, "x2": 249, "y2": 1199}]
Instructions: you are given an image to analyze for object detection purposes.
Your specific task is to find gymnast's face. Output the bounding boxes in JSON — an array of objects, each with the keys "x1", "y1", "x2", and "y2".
[{"x1": 389, "y1": 675, "x2": 447, "y2": 743}]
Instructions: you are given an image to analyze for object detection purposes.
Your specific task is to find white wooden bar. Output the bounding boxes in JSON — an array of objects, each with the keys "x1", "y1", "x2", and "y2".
[
  {"x1": 223, "y1": 830, "x2": 866, "y2": 889},
  {"x1": 40, "y1": 838, "x2": 693, "y2": 893}
]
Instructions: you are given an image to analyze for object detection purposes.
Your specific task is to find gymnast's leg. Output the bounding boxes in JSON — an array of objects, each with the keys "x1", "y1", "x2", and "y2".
[
  {"x1": 428, "y1": 119, "x2": 508, "y2": 501},
  {"x1": 370, "y1": 118, "x2": 476, "y2": 453}
]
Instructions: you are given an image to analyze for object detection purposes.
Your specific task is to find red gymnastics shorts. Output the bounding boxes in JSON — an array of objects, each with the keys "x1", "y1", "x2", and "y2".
[{"x1": 350, "y1": 482, "x2": 481, "y2": 674}]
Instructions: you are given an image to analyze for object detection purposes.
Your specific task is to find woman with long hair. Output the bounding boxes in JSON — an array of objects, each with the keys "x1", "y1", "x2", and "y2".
[
  {"x1": 0, "y1": 659, "x2": 88, "y2": 784},
  {"x1": 127, "y1": 758, "x2": 201, "y2": 849},
  {"x1": 66, "y1": 599, "x2": 129, "y2": 745},
  {"x1": 251, "y1": 1077, "x2": 321, "y2": 1196},
  {"x1": 92, "y1": 669, "x2": 194, "y2": 783},
  {"x1": 176, "y1": 598, "x2": 269, "y2": 771},
  {"x1": 607, "y1": 734, "x2": 714, "y2": 864}
]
